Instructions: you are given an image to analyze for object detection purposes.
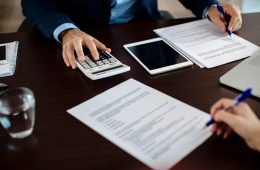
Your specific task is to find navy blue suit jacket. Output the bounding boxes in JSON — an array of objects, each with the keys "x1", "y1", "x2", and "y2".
[{"x1": 21, "y1": 0, "x2": 219, "y2": 39}]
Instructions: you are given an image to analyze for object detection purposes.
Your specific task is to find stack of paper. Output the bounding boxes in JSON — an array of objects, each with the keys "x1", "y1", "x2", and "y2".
[
  {"x1": 154, "y1": 19, "x2": 259, "y2": 68},
  {"x1": 0, "y1": 41, "x2": 19, "y2": 77}
]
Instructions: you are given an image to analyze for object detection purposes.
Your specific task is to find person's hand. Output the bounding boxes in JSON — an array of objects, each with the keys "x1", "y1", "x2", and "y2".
[
  {"x1": 210, "y1": 98, "x2": 260, "y2": 151},
  {"x1": 208, "y1": 4, "x2": 242, "y2": 34},
  {"x1": 60, "y1": 29, "x2": 111, "y2": 69}
]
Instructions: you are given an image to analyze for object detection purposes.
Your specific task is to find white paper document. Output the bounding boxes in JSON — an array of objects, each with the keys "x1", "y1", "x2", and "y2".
[
  {"x1": 0, "y1": 41, "x2": 19, "y2": 77},
  {"x1": 154, "y1": 19, "x2": 259, "y2": 68},
  {"x1": 68, "y1": 79, "x2": 212, "y2": 170}
]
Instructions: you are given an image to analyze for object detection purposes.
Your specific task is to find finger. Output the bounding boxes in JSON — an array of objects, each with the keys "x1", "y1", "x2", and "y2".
[
  {"x1": 211, "y1": 121, "x2": 224, "y2": 135},
  {"x1": 223, "y1": 127, "x2": 233, "y2": 139},
  {"x1": 211, "y1": 123, "x2": 218, "y2": 133},
  {"x1": 94, "y1": 39, "x2": 111, "y2": 52},
  {"x1": 232, "y1": 20, "x2": 242, "y2": 32},
  {"x1": 74, "y1": 40, "x2": 85, "y2": 61},
  {"x1": 214, "y1": 110, "x2": 237, "y2": 128},
  {"x1": 62, "y1": 46, "x2": 70, "y2": 67},
  {"x1": 210, "y1": 98, "x2": 233, "y2": 116},
  {"x1": 216, "y1": 123, "x2": 227, "y2": 136},
  {"x1": 84, "y1": 39, "x2": 99, "y2": 60},
  {"x1": 211, "y1": 15, "x2": 227, "y2": 33},
  {"x1": 228, "y1": 16, "x2": 239, "y2": 32},
  {"x1": 66, "y1": 44, "x2": 77, "y2": 69},
  {"x1": 217, "y1": 127, "x2": 223, "y2": 136},
  {"x1": 235, "y1": 11, "x2": 242, "y2": 31},
  {"x1": 223, "y1": 5, "x2": 242, "y2": 31}
]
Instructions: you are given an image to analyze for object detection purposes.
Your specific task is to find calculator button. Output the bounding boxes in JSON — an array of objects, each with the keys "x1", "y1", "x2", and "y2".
[
  {"x1": 86, "y1": 59, "x2": 91, "y2": 63},
  {"x1": 78, "y1": 61, "x2": 85, "y2": 65},
  {"x1": 96, "y1": 61, "x2": 104, "y2": 66},
  {"x1": 83, "y1": 65, "x2": 91, "y2": 69},
  {"x1": 100, "y1": 55, "x2": 106, "y2": 60},
  {"x1": 106, "y1": 54, "x2": 112, "y2": 58},
  {"x1": 86, "y1": 61, "x2": 94, "y2": 64},
  {"x1": 101, "y1": 52, "x2": 109, "y2": 59},
  {"x1": 108, "y1": 58, "x2": 117, "y2": 63},
  {"x1": 102, "y1": 59, "x2": 110, "y2": 64},
  {"x1": 89, "y1": 63, "x2": 97, "y2": 68},
  {"x1": 85, "y1": 56, "x2": 90, "y2": 60},
  {"x1": 79, "y1": 62, "x2": 90, "y2": 69}
]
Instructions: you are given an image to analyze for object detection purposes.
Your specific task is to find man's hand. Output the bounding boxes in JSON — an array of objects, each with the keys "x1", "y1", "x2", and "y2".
[
  {"x1": 208, "y1": 4, "x2": 242, "y2": 34},
  {"x1": 60, "y1": 29, "x2": 111, "y2": 69}
]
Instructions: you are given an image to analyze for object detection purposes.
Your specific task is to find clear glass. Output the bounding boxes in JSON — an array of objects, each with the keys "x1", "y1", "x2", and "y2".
[{"x1": 0, "y1": 87, "x2": 35, "y2": 139}]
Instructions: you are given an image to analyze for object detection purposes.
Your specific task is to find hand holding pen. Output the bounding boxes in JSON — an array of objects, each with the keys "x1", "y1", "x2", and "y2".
[
  {"x1": 207, "y1": 88, "x2": 260, "y2": 146},
  {"x1": 207, "y1": 3, "x2": 242, "y2": 35},
  {"x1": 206, "y1": 88, "x2": 252, "y2": 128},
  {"x1": 216, "y1": 4, "x2": 232, "y2": 37}
]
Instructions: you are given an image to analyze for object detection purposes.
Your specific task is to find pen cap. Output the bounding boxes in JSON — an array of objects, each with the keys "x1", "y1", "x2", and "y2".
[{"x1": 235, "y1": 88, "x2": 252, "y2": 105}]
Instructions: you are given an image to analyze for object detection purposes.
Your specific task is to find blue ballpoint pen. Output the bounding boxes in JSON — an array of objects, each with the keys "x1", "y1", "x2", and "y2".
[
  {"x1": 205, "y1": 88, "x2": 252, "y2": 127},
  {"x1": 216, "y1": 4, "x2": 232, "y2": 37}
]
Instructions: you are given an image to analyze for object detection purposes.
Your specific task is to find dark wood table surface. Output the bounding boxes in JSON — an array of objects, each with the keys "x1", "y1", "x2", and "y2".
[{"x1": 1, "y1": 13, "x2": 260, "y2": 170}]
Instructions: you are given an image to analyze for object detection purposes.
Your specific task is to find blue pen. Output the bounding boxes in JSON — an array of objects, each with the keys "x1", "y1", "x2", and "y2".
[
  {"x1": 216, "y1": 4, "x2": 232, "y2": 37},
  {"x1": 205, "y1": 88, "x2": 252, "y2": 127}
]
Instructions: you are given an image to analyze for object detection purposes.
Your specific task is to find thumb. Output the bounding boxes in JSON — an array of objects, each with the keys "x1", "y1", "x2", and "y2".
[{"x1": 214, "y1": 110, "x2": 237, "y2": 128}]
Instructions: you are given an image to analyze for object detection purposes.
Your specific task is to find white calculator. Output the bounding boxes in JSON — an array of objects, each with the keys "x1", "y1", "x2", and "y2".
[{"x1": 76, "y1": 51, "x2": 130, "y2": 80}]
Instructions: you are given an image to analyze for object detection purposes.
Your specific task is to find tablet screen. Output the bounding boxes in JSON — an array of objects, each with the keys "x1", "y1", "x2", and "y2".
[{"x1": 126, "y1": 40, "x2": 188, "y2": 70}]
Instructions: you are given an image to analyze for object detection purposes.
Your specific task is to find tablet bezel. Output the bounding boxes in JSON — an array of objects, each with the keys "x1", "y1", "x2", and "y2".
[{"x1": 123, "y1": 38, "x2": 192, "y2": 75}]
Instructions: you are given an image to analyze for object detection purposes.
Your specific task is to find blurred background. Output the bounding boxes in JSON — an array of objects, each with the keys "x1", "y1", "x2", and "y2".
[{"x1": 0, "y1": 0, "x2": 259, "y2": 33}]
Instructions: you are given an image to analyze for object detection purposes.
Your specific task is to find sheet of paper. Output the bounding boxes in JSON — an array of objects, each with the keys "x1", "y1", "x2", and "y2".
[
  {"x1": 154, "y1": 19, "x2": 259, "y2": 68},
  {"x1": 0, "y1": 41, "x2": 19, "y2": 77},
  {"x1": 68, "y1": 79, "x2": 212, "y2": 170}
]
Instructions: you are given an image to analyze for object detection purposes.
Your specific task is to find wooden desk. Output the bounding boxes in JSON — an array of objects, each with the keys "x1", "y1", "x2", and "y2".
[{"x1": 1, "y1": 13, "x2": 260, "y2": 170}]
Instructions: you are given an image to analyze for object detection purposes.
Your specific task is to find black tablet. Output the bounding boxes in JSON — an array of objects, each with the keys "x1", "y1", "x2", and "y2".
[{"x1": 124, "y1": 38, "x2": 192, "y2": 75}]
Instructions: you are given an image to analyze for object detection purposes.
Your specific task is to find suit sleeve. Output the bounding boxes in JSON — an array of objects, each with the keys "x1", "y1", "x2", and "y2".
[
  {"x1": 179, "y1": 0, "x2": 219, "y2": 18},
  {"x1": 21, "y1": 0, "x2": 76, "y2": 39}
]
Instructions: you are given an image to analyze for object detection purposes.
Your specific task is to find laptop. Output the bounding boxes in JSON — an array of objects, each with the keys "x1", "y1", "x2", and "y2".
[{"x1": 220, "y1": 49, "x2": 260, "y2": 98}]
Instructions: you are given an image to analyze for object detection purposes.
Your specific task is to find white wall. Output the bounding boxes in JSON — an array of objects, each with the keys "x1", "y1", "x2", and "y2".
[
  {"x1": 223, "y1": 0, "x2": 260, "y2": 13},
  {"x1": 158, "y1": 0, "x2": 260, "y2": 19}
]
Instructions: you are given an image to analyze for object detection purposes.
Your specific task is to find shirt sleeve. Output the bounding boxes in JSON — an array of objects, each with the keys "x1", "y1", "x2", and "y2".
[{"x1": 53, "y1": 23, "x2": 79, "y2": 43}]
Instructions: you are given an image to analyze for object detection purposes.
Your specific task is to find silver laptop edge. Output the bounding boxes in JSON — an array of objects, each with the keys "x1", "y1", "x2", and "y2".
[{"x1": 220, "y1": 49, "x2": 260, "y2": 98}]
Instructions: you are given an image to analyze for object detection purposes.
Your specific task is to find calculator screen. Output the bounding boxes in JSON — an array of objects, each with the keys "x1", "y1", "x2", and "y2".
[
  {"x1": 0, "y1": 45, "x2": 6, "y2": 61},
  {"x1": 127, "y1": 40, "x2": 188, "y2": 70}
]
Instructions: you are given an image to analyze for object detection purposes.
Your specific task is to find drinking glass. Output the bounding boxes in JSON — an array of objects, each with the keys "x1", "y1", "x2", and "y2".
[{"x1": 0, "y1": 87, "x2": 35, "y2": 139}]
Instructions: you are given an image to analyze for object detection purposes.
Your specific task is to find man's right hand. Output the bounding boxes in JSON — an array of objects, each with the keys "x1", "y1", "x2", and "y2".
[{"x1": 60, "y1": 29, "x2": 111, "y2": 69}]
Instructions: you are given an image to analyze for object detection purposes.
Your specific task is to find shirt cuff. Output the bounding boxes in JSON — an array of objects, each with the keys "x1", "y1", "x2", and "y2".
[
  {"x1": 203, "y1": 4, "x2": 218, "y2": 19},
  {"x1": 53, "y1": 23, "x2": 79, "y2": 43}
]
